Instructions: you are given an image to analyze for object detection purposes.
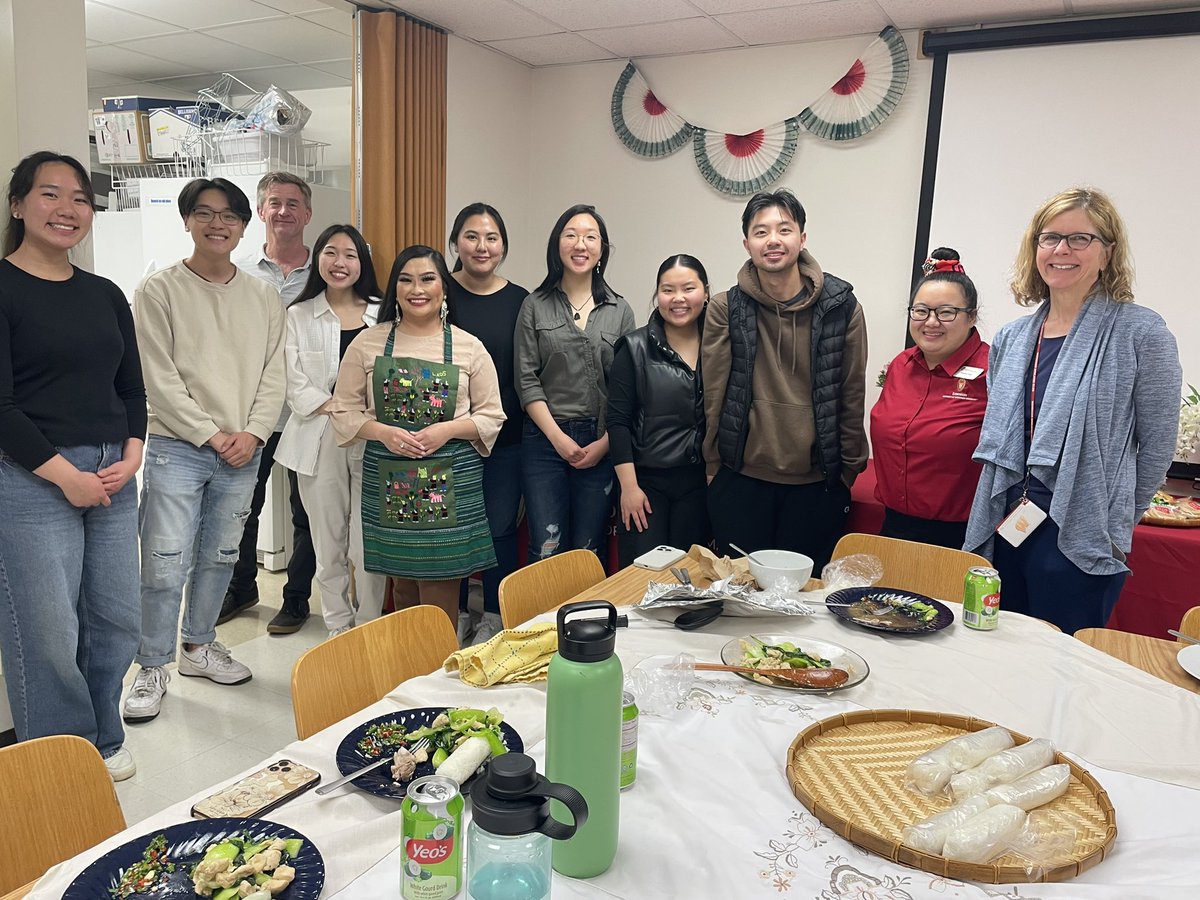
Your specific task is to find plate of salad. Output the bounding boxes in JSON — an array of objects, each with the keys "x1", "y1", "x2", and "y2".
[
  {"x1": 720, "y1": 634, "x2": 869, "y2": 692},
  {"x1": 335, "y1": 706, "x2": 523, "y2": 800},
  {"x1": 824, "y1": 586, "x2": 954, "y2": 634},
  {"x1": 64, "y1": 818, "x2": 323, "y2": 899}
]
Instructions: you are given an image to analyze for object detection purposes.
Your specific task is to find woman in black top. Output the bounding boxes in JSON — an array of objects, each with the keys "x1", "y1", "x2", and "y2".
[
  {"x1": 0, "y1": 152, "x2": 145, "y2": 780},
  {"x1": 608, "y1": 254, "x2": 711, "y2": 566},
  {"x1": 446, "y1": 204, "x2": 528, "y2": 642}
]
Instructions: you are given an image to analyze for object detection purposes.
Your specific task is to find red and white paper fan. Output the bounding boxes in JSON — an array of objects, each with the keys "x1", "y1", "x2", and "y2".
[
  {"x1": 692, "y1": 118, "x2": 801, "y2": 196},
  {"x1": 611, "y1": 62, "x2": 692, "y2": 158},
  {"x1": 798, "y1": 26, "x2": 909, "y2": 142}
]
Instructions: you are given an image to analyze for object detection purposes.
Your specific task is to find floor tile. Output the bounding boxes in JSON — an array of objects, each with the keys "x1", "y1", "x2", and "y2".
[
  {"x1": 138, "y1": 740, "x2": 271, "y2": 803},
  {"x1": 114, "y1": 779, "x2": 177, "y2": 828},
  {"x1": 235, "y1": 710, "x2": 300, "y2": 756}
]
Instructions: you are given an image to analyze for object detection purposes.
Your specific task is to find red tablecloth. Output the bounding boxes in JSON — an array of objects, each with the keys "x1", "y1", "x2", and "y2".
[{"x1": 848, "y1": 460, "x2": 1196, "y2": 639}]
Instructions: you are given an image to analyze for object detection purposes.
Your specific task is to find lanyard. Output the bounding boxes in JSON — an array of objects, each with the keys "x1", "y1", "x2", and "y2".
[{"x1": 1022, "y1": 321, "x2": 1048, "y2": 499}]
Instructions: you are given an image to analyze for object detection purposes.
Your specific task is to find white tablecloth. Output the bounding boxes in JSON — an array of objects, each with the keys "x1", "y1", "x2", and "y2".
[{"x1": 29, "y1": 605, "x2": 1200, "y2": 898}]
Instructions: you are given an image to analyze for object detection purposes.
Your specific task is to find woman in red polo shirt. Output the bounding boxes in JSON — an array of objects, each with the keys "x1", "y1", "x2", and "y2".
[{"x1": 870, "y1": 248, "x2": 988, "y2": 549}]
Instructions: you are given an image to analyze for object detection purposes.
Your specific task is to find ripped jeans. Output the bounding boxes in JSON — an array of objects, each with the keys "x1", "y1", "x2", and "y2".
[
  {"x1": 136, "y1": 435, "x2": 261, "y2": 667},
  {"x1": 521, "y1": 418, "x2": 615, "y2": 572}
]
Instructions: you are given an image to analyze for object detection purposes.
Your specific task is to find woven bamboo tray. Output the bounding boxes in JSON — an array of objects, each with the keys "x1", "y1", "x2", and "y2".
[{"x1": 785, "y1": 709, "x2": 1117, "y2": 883}]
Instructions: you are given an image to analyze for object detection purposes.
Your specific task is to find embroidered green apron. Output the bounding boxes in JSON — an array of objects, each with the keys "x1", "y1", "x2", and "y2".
[{"x1": 360, "y1": 324, "x2": 496, "y2": 578}]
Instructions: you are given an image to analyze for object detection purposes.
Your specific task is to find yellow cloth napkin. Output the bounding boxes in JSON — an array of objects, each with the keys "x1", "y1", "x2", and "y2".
[{"x1": 443, "y1": 621, "x2": 558, "y2": 686}]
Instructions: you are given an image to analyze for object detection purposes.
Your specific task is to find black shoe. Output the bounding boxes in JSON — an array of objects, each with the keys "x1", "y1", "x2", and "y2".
[
  {"x1": 216, "y1": 587, "x2": 259, "y2": 625},
  {"x1": 267, "y1": 608, "x2": 309, "y2": 634}
]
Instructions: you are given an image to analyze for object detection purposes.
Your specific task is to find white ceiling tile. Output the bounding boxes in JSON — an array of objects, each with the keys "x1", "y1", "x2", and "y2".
[
  {"x1": 86, "y1": 44, "x2": 197, "y2": 79},
  {"x1": 515, "y1": 0, "x2": 703, "y2": 31},
  {"x1": 715, "y1": 0, "x2": 890, "y2": 44},
  {"x1": 874, "y1": 0, "x2": 1067, "y2": 30},
  {"x1": 95, "y1": 0, "x2": 284, "y2": 30},
  {"x1": 118, "y1": 31, "x2": 292, "y2": 71},
  {"x1": 688, "y1": 0, "x2": 828, "y2": 12},
  {"x1": 225, "y1": 64, "x2": 351, "y2": 91},
  {"x1": 376, "y1": 0, "x2": 561, "y2": 42},
  {"x1": 484, "y1": 31, "x2": 617, "y2": 66},
  {"x1": 204, "y1": 17, "x2": 352, "y2": 63},
  {"x1": 299, "y1": 8, "x2": 353, "y2": 36},
  {"x1": 87, "y1": 69, "x2": 143, "y2": 88},
  {"x1": 252, "y1": 0, "x2": 333, "y2": 13},
  {"x1": 146, "y1": 73, "x2": 245, "y2": 94},
  {"x1": 580, "y1": 18, "x2": 744, "y2": 59},
  {"x1": 85, "y1": 1, "x2": 182, "y2": 43},
  {"x1": 308, "y1": 58, "x2": 353, "y2": 78}
]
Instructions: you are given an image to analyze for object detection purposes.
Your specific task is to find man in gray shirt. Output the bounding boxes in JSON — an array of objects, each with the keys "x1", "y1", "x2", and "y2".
[{"x1": 221, "y1": 171, "x2": 316, "y2": 635}]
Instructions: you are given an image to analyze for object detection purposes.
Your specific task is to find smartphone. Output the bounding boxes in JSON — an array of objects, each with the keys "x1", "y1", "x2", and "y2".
[
  {"x1": 632, "y1": 545, "x2": 687, "y2": 570},
  {"x1": 191, "y1": 759, "x2": 321, "y2": 819}
]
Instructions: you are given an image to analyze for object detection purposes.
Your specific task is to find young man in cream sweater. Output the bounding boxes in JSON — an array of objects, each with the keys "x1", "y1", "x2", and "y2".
[{"x1": 123, "y1": 178, "x2": 285, "y2": 722}]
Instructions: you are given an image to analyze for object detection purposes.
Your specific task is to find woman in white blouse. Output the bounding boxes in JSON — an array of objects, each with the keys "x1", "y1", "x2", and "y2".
[{"x1": 275, "y1": 224, "x2": 386, "y2": 637}]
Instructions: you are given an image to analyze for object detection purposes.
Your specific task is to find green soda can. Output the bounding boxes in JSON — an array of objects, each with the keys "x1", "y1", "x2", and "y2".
[
  {"x1": 963, "y1": 566, "x2": 1002, "y2": 630},
  {"x1": 402, "y1": 774, "x2": 463, "y2": 899},
  {"x1": 620, "y1": 691, "x2": 638, "y2": 790}
]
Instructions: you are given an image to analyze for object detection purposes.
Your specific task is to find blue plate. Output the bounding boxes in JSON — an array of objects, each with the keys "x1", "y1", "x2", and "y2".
[
  {"x1": 63, "y1": 818, "x2": 324, "y2": 899},
  {"x1": 336, "y1": 707, "x2": 523, "y2": 800},
  {"x1": 825, "y1": 586, "x2": 955, "y2": 634}
]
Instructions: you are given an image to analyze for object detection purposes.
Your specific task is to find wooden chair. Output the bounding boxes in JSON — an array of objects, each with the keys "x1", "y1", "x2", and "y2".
[
  {"x1": 291, "y1": 605, "x2": 459, "y2": 740},
  {"x1": 1177, "y1": 606, "x2": 1200, "y2": 641},
  {"x1": 498, "y1": 549, "x2": 606, "y2": 628},
  {"x1": 830, "y1": 533, "x2": 992, "y2": 604},
  {"x1": 0, "y1": 735, "x2": 126, "y2": 894}
]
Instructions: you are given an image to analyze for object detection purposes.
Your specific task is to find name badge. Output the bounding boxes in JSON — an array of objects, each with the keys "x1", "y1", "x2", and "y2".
[{"x1": 953, "y1": 365, "x2": 985, "y2": 380}]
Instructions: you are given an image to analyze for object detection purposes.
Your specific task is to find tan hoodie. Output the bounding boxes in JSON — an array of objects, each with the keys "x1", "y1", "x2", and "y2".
[{"x1": 701, "y1": 250, "x2": 868, "y2": 486}]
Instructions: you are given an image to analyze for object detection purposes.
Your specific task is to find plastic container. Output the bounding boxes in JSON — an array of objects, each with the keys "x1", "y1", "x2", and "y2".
[{"x1": 545, "y1": 600, "x2": 623, "y2": 878}]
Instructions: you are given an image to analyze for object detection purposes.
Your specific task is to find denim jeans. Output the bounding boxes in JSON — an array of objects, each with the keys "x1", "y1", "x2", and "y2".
[
  {"x1": 0, "y1": 443, "x2": 139, "y2": 758},
  {"x1": 521, "y1": 419, "x2": 615, "y2": 572},
  {"x1": 136, "y1": 435, "x2": 260, "y2": 667},
  {"x1": 478, "y1": 442, "x2": 523, "y2": 613}
]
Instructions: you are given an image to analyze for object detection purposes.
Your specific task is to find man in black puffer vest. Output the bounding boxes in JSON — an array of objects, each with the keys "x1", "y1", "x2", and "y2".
[{"x1": 701, "y1": 190, "x2": 868, "y2": 570}]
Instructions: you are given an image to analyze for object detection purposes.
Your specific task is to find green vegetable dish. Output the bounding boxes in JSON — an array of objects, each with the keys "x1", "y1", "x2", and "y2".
[
  {"x1": 110, "y1": 832, "x2": 304, "y2": 899},
  {"x1": 407, "y1": 707, "x2": 508, "y2": 768},
  {"x1": 739, "y1": 635, "x2": 833, "y2": 681}
]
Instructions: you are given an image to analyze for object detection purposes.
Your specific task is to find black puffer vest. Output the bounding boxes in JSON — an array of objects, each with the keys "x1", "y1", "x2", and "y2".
[
  {"x1": 717, "y1": 276, "x2": 856, "y2": 487},
  {"x1": 615, "y1": 311, "x2": 704, "y2": 469}
]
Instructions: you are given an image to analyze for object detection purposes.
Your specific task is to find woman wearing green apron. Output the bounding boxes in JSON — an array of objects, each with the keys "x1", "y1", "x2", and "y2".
[{"x1": 329, "y1": 245, "x2": 505, "y2": 625}]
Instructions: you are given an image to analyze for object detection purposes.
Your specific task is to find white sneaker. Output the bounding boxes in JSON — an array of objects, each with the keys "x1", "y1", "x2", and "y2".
[
  {"x1": 473, "y1": 612, "x2": 504, "y2": 644},
  {"x1": 105, "y1": 746, "x2": 136, "y2": 781},
  {"x1": 328, "y1": 625, "x2": 353, "y2": 639},
  {"x1": 179, "y1": 641, "x2": 252, "y2": 685},
  {"x1": 457, "y1": 610, "x2": 476, "y2": 646},
  {"x1": 123, "y1": 666, "x2": 169, "y2": 722}
]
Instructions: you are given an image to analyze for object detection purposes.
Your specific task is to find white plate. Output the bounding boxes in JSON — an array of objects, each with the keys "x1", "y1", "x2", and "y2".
[{"x1": 1176, "y1": 644, "x2": 1200, "y2": 681}]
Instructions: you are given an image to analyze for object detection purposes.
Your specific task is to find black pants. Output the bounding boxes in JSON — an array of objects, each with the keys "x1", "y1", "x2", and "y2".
[
  {"x1": 880, "y1": 507, "x2": 968, "y2": 551},
  {"x1": 229, "y1": 431, "x2": 315, "y2": 615},
  {"x1": 617, "y1": 464, "x2": 711, "y2": 568},
  {"x1": 707, "y1": 467, "x2": 850, "y2": 573}
]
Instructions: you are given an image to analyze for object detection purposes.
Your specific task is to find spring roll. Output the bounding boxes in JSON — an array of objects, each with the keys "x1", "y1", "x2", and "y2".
[
  {"x1": 942, "y1": 804, "x2": 1027, "y2": 863},
  {"x1": 907, "y1": 726, "x2": 1015, "y2": 795},
  {"x1": 434, "y1": 736, "x2": 491, "y2": 785},
  {"x1": 983, "y1": 763, "x2": 1071, "y2": 811},
  {"x1": 950, "y1": 738, "x2": 1056, "y2": 801},
  {"x1": 901, "y1": 795, "x2": 992, "y2": 855}
]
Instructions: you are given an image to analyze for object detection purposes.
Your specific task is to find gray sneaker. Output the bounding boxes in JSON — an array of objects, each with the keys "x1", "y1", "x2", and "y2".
[
  {"x1": 473, "y1": 612, "x2": 504, "y2": 645},
  {"x1": 123, "y1": 666, "x2": 169, "y2": 722},
  {"x1": 457, "y1": 610, "x2": 477, "y2": 646},
  {"x1": 179, "y1": 641, "x2": 252, "y2": 685},
  {"x1": 104, "y1": 746, "x2": 137, "y2": 781}
]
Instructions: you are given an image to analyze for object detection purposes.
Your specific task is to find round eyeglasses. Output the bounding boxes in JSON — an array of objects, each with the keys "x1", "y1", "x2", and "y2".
[{"x1": 908, "y1": 305, "x2": 971, "y2": 322}]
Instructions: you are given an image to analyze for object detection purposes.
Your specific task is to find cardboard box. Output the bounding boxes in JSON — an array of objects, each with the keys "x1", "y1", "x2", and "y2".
[
  {"x1": 147, "y1": 108, "x2": 197, "y2": 159},
  {"x1": 102, "y1": 96, "x2": 178, "y2": 113},
  {"x1": 94, "y1": 111, "x2": 152, "y2": 164}
]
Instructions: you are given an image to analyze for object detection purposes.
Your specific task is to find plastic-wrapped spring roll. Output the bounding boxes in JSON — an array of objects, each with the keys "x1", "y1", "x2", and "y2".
[
  {"x1": 942, "y1": 804, "x2": 1027, "y2": 864},
  {"x1": 901, "y1": 795, "x2": 992, "y2": 855},
  {"x1": 950, "y1": 738, "x2": 1056, "y2": 801},
  {"x1": 983, "y1": 763, "x2": 1070, "y2": 811},
  {"x1": 434, "y1": 736, "x2": 491, "y2": 785},
  {"x1": 907, "y1": 726, "x2": 1015, "y2": 795}
]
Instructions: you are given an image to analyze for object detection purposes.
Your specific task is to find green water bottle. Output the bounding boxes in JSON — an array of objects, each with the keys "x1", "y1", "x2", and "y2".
[{"x1": 545, "y1": 600, "x2": 623, "y2": 878}]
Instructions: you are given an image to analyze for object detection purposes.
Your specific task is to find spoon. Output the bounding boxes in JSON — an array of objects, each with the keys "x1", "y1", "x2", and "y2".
[
  {"x1": 728, "y1": 543, "x2": 761, "y2": 565},
  {"x1": 693, "y1": 661, "x2": 850, "y2": 688}
]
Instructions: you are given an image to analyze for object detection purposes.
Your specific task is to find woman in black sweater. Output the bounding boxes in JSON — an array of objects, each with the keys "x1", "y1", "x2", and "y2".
[
  {"x1": 0, "y1": 152, "x2": 145, "y2": 780},
  {"x1": 608, "y1": 254, "x2": 712, "y2": 566}
]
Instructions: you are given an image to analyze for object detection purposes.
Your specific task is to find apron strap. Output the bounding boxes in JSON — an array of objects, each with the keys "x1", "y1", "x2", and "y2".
[
  {"x1": 443, "y1": 323, "x2": 453, "y2": 364},
  {"x1": 384, "y1": 322, "x2": 397, "y2": 356}
]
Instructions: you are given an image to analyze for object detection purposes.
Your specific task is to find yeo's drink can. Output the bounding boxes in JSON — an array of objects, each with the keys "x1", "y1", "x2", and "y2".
[
  {"x1": 402, "y1": 774, "x2": 463, "y2": 899},
  {"x1": 620, "y1": 691, "x2": 638, "y2": 790},
  {"x1": 963, "y1": 566, "x2": 1002, "y2": 630}
]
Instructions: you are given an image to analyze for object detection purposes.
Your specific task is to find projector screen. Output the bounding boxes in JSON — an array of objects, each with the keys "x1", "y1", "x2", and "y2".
[{"x1": 927, "y1": 33, "x2": 1199, "y2": 384}]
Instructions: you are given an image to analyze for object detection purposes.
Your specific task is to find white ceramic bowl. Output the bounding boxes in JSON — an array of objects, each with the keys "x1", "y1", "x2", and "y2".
[{"x1": 747, "y1": 549, "x2": 814, "y2": 592}]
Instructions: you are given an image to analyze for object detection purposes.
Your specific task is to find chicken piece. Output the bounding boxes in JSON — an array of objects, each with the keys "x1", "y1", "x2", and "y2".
[
  {"x1": 391, "y1": 747, "x2": 418, "y2": 782},
  {"x1": 431, "y1": 713, "x2": 450, "y2": 728},
  {"x1": 412, "y1": 745, "x2": 429, "y2": 763},
  {"x1": 251, "y1": 847, "x2": 283, "y2": 872},
  {"x1": 193, "y1": 857, "x2": 234, "y2": 894},
  {"x1": 262, "y1": 864, "x2": 296, "y2": 895}
]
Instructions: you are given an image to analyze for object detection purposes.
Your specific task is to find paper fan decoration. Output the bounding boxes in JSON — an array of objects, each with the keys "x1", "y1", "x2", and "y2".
[
  {"x1": 692, "y1": 118, "x2": 801, "y2": 195},
  {"x1": 611, "y1": 62, "x2": 693, "y2": 158},
  {"x1": 799, "y1": 26, "x2": 909, "y2": 142}
]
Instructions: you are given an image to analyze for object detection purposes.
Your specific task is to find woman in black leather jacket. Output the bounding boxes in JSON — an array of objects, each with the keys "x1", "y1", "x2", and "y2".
[{"x1": 607, "y1": 254, "x2": 712, "y2": 566}]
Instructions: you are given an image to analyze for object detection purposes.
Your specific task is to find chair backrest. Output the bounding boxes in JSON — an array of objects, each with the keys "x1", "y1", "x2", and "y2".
[
  {"x1": 830, "y1": 533, "x2": 992, "y2": 604},
  {"x1": 1178, "y1": 606, "x2": 1200, "y2": 642},
  {"x1": 291, "y1": 605, "x2": 459, "y2": 740},
  {"x1": 0, "y1": 735, "x2": 126, "y2": 893},
  {"x1": 498, "y1": 549, "x2": 606, "y2": 628}
]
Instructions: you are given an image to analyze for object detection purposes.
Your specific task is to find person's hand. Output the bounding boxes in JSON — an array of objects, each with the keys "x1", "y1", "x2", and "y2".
[
  {"x1": 620, "y1": 485, "x2": 652, "y2": 532},
  {"x1": 61, "y1": 470, "x2": 110, "y2": 508},
  {"x1": 570, "y1": 439, "x2": 607, "y2": 470},
  {"x1": 97, "y1": 458, "x2": 140, "y2": 496},
  {"x1": 208, "y1": 431, "x2": 234, "y2": 454},
  {"x1": 219, "y1": 432, "x2": 260, "y2": 468},
  {"x1": 411, "y1": 422, "x2": 453, "y2": 456},
  {"x1": 552, "y1": 433, "x2": 586, "y2": 464},
  {"x1": 380, "y1": 425, "x2": 428, "y2": 458}
]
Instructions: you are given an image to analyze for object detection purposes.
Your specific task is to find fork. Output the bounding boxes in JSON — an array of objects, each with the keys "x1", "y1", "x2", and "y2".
[{"x1": 315, "y1": 737, "x2": 431, "y2": 796}]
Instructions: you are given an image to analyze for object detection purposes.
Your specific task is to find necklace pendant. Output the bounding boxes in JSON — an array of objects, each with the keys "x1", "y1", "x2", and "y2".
[{"x1": 574, "y1": 312, "x2": 581, "y2": 321}]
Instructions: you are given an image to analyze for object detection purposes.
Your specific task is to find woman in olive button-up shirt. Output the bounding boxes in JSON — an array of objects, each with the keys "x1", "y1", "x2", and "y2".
[{"x1": 514, "y1": 204, "x2": 635, "y2": 570}]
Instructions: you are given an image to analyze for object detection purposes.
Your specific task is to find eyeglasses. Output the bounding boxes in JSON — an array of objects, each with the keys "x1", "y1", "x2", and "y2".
[
  {"x1": 1035, "y1": 231, "x2": 1106, "y2": 250},
  {"x1": 191, "y1": 207, "x2": 243, "y2": 226},
  {"x1": 908, "y1": 305, "x2": 971, "y2": 322}
]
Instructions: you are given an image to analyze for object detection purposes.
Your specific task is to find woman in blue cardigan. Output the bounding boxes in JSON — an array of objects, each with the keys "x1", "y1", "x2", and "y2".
[{"x1": 964, "y1": 188, "x2": 1181, "y2": 633}]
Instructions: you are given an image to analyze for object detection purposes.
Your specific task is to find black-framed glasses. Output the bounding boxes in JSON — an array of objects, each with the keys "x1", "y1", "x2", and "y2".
[
  {"x1": 1036, "y1": 231, "x2": 1106, "y2": 250},
  {"x1": 908, "y1": 305, "x2": 971, "y2": 322},
  {"x1": 191, "y1": 207, "x2": 243, "y2": 226}
]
